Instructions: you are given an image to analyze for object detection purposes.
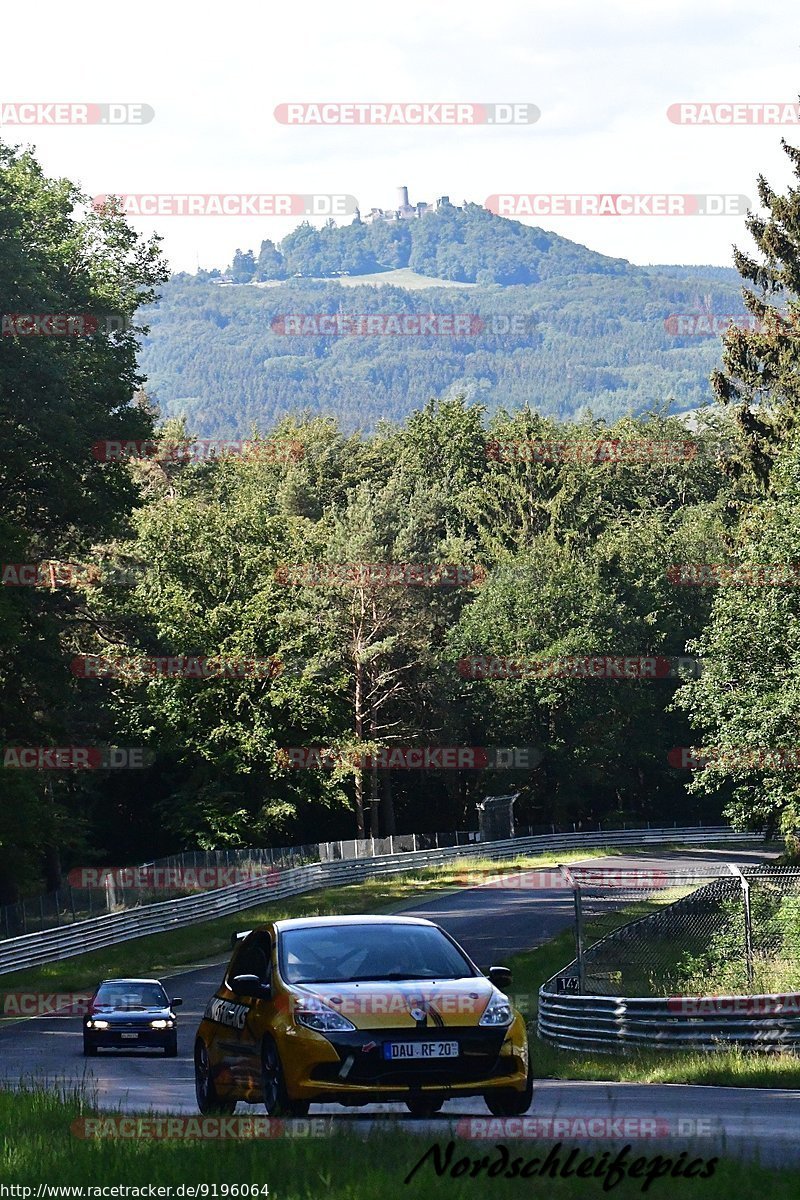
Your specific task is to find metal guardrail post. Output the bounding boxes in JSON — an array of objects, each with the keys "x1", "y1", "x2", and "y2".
[
  {"x1": 559, "y1": 864, "x2": 585, "y2": 993},
  {"x1": 729, "y1": 863, "x2": 754, "y2": 991}
]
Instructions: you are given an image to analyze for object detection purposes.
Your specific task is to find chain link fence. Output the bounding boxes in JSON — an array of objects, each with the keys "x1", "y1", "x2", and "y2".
[
  {"x1": 0, "y1": 820, "x2": 724, "y2": 940},
  {"x1": 556, "y1": 864, "x2": 800, "y2": 998},
  {"x1": 0, "y1": 831, "x2": 485, "y2": 938}
]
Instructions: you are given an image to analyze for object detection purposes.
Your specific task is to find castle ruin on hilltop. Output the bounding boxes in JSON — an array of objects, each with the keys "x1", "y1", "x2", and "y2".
[{"x1": 356, "y1": 186, "x2": 462, "y2": 224}]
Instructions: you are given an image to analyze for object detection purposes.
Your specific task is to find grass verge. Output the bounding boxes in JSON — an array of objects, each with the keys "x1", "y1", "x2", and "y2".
[{"x1": 0, "y1": 1085, "x2": 797, "y2": 1196}]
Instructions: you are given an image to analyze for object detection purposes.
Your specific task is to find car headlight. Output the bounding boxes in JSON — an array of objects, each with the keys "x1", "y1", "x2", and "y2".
[
  {"x1": 150, "y1": 1019, "x2": 174, "y2": 1029},
  {"x1": 479, "y1": 993, "x2": 514, "y2": 1026},
  {"x1": 294, "y1": 1003, "x2": 356, "y2": 1033},
  {"x1": 86, "y1": 1019, "x2": 109, "y2": 1029}
]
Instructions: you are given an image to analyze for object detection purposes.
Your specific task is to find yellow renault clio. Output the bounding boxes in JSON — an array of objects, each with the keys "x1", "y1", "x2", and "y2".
[{"x1": 194, "y1": 915, "x2": 531, "y2": 1117}]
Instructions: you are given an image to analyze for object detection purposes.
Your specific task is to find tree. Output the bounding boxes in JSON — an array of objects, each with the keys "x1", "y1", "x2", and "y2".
[
  {"x1": 0, "y1": 142, "x2": 167, "y2": 897},
  {"x1": 255, "y1": 240, "x2": 286, "y2": 281},
  {"x1": 673, "y1": 428, "x2": 800, "y2": 840},
  {"x1": 711, "y1": 133, "x2": 800, "y2": 491},
  {"x1": 230, "y1": 249, "x2": 256, "y2": 283}
]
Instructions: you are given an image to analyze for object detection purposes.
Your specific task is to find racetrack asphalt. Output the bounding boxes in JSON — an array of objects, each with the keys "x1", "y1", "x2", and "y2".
[{"x1": 1, "y1": 846, "x2": 797, "y2": 1167}]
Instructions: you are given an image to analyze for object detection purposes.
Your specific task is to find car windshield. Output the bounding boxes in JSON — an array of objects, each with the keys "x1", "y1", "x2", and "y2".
[
  {"x1": 93, "y1": 983, "x2": 168, "y2": 1009},
  {"x1": 280, "y1": 923, "x2": 475, "y2": 985}
]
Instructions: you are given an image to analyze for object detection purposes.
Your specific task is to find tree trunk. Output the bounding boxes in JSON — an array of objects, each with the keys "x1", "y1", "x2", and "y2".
[{"x1": 354, "y1": 655, "x2": 365, "y2": 836}]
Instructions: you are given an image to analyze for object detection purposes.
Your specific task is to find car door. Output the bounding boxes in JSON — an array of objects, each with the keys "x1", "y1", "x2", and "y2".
[{"x1": 222, "y1": 930, "x2": 274, "y2": 1097}]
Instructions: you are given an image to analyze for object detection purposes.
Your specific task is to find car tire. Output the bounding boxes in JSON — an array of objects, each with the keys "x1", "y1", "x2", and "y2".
[
  {"x1": 406, "y1": 1096, "x2": 445, "y2": 1117},
  {"x1": 484, "y1": 1060, "x2": 533, "y2": 1117},
  {"x1": 261, "y1": 1036, "x2": 310, "y2": 1118},
  {"x1": 195, "y1": 1040, "x2": 236, "y2": 1114},
  {"x1": 164, "y1": 1033, "x2": 178, "y2": 1058},
  {"x1": 83, "y1": 1039, "x2": 97, "y2": 1057}
]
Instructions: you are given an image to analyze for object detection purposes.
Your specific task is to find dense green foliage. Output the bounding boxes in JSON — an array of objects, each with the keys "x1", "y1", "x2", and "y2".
[
  {"x1": 139, "y1": 268, "x2": 743, "y2": 436},
  {"x1": 0, "y1": 143, "x2": 167, "y2": 899},
  {"x1": 231, "y1": 204, "x2": 632, "y2": 285},
  {"x1": 7, "y1": 133, "x2": 800, "y2": 903}
]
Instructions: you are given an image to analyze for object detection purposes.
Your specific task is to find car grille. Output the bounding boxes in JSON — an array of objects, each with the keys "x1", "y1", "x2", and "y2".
[{"x1": 311, "y1": 1028, "x2": 511, "y2": 1085}]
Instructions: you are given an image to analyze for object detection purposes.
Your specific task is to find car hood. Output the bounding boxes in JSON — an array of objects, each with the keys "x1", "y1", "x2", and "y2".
[
  {"x1": 289, "y1": 977, "x2": 496, "y2": 1029},
  {"x1": 89, "y1": 1005, "x2": 174, "y2": 1023}
]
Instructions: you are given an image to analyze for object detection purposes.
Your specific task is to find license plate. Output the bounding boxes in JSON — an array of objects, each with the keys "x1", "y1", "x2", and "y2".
[
  {"x1": 383, "y1": 1041, "x2": 459, "y2": 1060},
  {"x1": 120, "y1": 1032, "x2": 139, "y2": 1039}
]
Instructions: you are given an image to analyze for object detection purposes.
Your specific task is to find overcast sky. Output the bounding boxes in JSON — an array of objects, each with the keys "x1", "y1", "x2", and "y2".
[{"x1": 3, "y1": 0, "x2": 800, "y2": 273}]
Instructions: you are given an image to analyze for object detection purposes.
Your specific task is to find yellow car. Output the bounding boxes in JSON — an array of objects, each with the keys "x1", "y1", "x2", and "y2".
[{"x1": 194, "y1": 914, "x2": 532, "y2": 1117}]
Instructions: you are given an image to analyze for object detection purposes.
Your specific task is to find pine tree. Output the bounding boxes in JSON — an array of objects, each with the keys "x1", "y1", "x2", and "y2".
[{"x1": 711, "y1": 135, "x2": 800, "y2": 490}]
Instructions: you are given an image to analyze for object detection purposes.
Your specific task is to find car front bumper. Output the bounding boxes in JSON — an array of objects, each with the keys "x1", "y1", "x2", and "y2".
[
  {"x1": 84, "y1": 1028, "x2": 175, "y2": 1049},
  {"x1": 279, "y1": 1019, "x2": 529, "y2": 1103}
]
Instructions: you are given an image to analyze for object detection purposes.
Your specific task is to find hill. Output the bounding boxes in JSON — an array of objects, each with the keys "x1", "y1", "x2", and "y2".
[{"x1": 137, "y1": 207, "x2": 745, "y2": 436}]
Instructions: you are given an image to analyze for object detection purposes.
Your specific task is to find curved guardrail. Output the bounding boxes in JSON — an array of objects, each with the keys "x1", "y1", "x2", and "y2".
[
  {"x1": 0, "y1": 825, "x2": 754, "y2": 976},
  {"x1": 537, "y1": 989, "x2": 800, "y2": 1051}
]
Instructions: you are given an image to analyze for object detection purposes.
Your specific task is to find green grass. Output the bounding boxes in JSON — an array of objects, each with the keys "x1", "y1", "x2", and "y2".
[
  {"x1": 0, "y1": 849, "x2": 615, "y2": 1000},
  {"x1": 324, "y1": 267, "x2": 478, "y2": 289},
  {"x1": 1, "y1": 1085, "x2": 798, "y2": 1196}
]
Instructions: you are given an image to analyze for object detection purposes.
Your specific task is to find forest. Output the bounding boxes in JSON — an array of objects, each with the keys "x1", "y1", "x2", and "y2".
[{"x1": 3, "y1": 139, "x2": 800, "y2": 902}]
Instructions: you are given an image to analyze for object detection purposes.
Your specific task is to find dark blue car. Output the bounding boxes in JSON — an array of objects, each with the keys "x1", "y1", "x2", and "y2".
[{"x1": 83, "y1": 978, "x2": 182, "y2": 1056}]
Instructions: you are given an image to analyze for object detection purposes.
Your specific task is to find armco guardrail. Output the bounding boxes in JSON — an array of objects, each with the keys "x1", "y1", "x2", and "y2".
[
  {"x1": 538, "y1": 868, "x2": 800, "y2": 1052},
  {"x1": 537, "y1": 989, "x2": 800, "y2": 1052},
  {"x1": 0, "y1": 826, "x2": 755, "y2": 976}
]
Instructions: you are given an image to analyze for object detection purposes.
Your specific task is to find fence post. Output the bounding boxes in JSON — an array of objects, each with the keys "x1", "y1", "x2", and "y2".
[
  {"x1": 729, "y1": 864, "x2": 754, "y2": 991},
  {"x1": 560, "y1": 864, "x2": 585, "y2": 993}
]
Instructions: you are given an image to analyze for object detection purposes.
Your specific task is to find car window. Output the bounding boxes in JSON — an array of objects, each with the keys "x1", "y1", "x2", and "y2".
[
  {"x1": 279, "y1": 924, "x2": 474, "y2": 984},
  {"x1": 94, "y1": 983, "x2": 168, "y2": 1008},
  {"x1": 229, "y1": 932, "x2": 272, "y2": 985}
]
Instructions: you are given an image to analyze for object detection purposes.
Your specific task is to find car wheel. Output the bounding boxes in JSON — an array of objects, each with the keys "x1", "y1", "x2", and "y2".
[
  {"x1": 164, "y1": 1033, "x2": 178, "y2": 1058},
  {"x1": 195, "y1": 1040, "x2": 235, "y2": 1114},
  {"x1": 83, "y1": 1039, "x2": 97, "y2": 1057},
  {"x1": 406, "y1": 1096, "x2": 444, "y2": 1117},
  {"x1": 261, "y1": 1036, "x2": 310, "y2": 1118},
  {"x1": 484, "y1": 1060, "x2": 533, "y2": 1117}
]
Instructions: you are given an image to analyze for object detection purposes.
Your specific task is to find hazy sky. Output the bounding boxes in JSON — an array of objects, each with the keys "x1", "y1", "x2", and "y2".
[{"x1": 3, "y1": 0, "x2": 799, "y2": 273}]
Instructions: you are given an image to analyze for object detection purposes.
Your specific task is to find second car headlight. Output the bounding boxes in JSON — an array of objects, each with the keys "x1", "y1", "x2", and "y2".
[
  {"x1": 150, "y1": 1019, "x2": 174, "y2": 1029},
  {"x1": 479, "y1": 993, "x2": 514, "y2": 1026},
  {"x1": 294, "y1": 1003, "x2": 356, "y2": 1033}
]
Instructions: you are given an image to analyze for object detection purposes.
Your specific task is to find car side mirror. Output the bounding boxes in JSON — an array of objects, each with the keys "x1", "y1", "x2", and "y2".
[
  {"x1": 230, "y1": 973, "x2": 270, "y2": 998},
  {"x1": 171, "y1": 997, "x2": 183, "y2": 1007},
  {"x1": 487, "y1": 965, "x2": 512, "y2": 989}
]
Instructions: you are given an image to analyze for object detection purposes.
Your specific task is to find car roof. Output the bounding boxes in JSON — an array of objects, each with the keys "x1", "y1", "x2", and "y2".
[
  {"x1": 273, "y1": 915, "x2": 437, "y2": 933},
  {"x1": 97, "y1": 978, "x2": 164, "y2": 985}
]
